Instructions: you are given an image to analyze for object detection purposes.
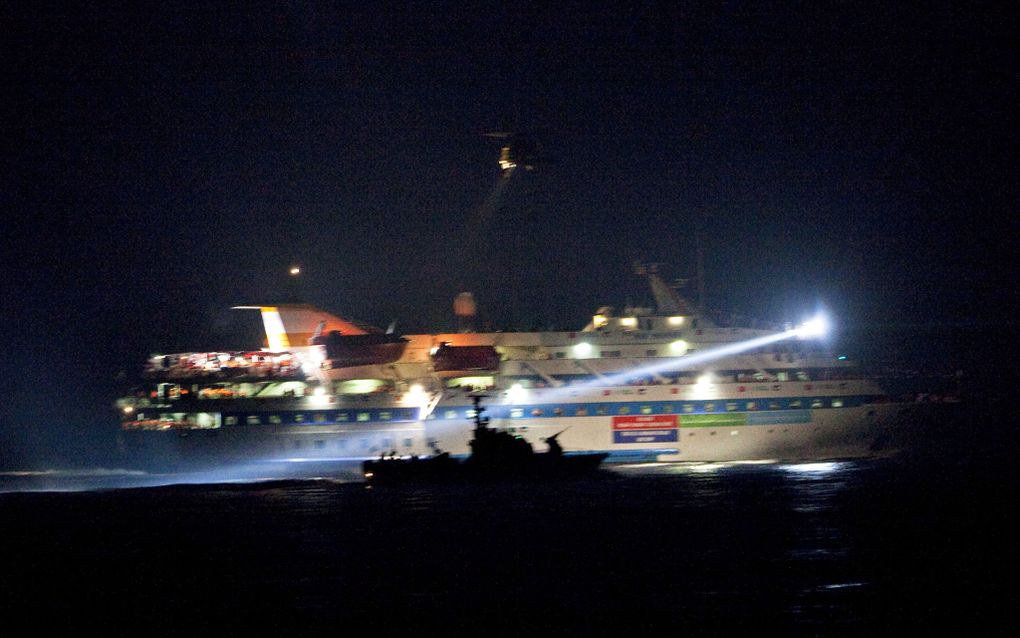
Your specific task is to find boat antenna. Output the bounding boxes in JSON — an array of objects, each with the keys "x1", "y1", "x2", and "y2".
[{"x1": 471, "y1": 394, "x2": 490, "y2": 430}]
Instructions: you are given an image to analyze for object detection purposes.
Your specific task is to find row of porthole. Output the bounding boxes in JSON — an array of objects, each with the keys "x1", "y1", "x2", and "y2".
[
  {"x1": 227, "y1": 410, "x2": 418, "y2": 426},
  {"x1": 501, "y1": 398, "x2": 844, "y2": 419},
  {"x1": 684, "y1": 427, "x2": 825, "y2": 436},
  {"x1": 277, "y1": 436, "x2": 417, "y2": 451}
]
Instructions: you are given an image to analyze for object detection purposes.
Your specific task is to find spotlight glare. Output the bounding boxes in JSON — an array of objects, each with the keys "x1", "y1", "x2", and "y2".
[
  {"x1": 797, "y1": 315, "x2": 829, "y2": 338},
  {"x1": 507, "y1": 383, "x2": 526, "y2": 404}
]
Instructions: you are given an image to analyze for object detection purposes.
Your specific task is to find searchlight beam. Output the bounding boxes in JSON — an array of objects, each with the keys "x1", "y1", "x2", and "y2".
[{"x1": 513, "y1": 320, "x2": 828, "y2": 405}]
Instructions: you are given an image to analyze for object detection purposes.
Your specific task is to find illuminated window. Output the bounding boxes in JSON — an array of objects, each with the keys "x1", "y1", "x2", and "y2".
[
  {"x1": 246, "y1": 415, "x2": 261, "y2": 425},
  {"x1": 746, "y1": 402, "x2": 757, "y2": 411},
  {"x1": 531, "y1": 408, "x2": 544, "y2": 416},
  {"x1": 510, "y1": 408, "x2": 523, "y2": 418},
  {"x1": 445, "y1": 410, "x2": 457, "y2": 419},
  {"x1": 832, "y1": 399, "x2": 844, "y2": 408},
  {"x1": 811, "y1": 399, "x2": 824, "y2": 408},
  {"x1": 789, "y1": 400, "x2": 803, "y2": 409},
  {"x1": 337, "y1": 412, "x2": 349, "y2": 421},
  {"x1": 553, "y1": 407, "x2": 564, "y2": 416},
  {"x1": 294, "y1": 413, "x2": 305, "y2": 423},
  {"x1": 357, "y1": 412, "x2": 370, "y2": 422},
  {"x1": 683, "y1": 404, "x2": 694, "y2": 413},
  {"x1": 225, "y1": 416, "x2": 238, "y2": 425},
  {"x1": 618, "y1": 406, "x2": 630, "y2": 415},
  {"x1": 640, "y1": 405, "x2": 653, "y2": 414},
  {"x1": 769, "y1": 401, "x2": 781, "y2": 410},
  {"x1": 269, "y1": 415, "x2": 282, "y2": 424},
  {"x1": 379, "y1": 411, "x2": 392, "y2": 421},
  {"x1": 705, "y1": 403, "x2": 715, "y2": 412},
  {"x1": 726, "y1": 403, "x2": 738, "y2": 412}
]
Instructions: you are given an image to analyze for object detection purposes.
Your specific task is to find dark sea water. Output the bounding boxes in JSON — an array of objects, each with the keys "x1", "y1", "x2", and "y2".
[{"x1": 2, "y1": 406, "x2": 1016, "y2": 636}]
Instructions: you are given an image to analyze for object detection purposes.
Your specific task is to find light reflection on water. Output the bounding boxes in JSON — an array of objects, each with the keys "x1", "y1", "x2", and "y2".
[
  {"x1": 0, "y1": 460, "x2": 366, "y2": 493},
  {"x1": 1, "y1": 454, "x2": 1004, "y2": 633}
]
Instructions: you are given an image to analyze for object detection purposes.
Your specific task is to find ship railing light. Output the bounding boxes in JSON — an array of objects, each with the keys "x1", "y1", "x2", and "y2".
[{"x1": 573, "y1": 342, "x2": 593, "y2": 357}]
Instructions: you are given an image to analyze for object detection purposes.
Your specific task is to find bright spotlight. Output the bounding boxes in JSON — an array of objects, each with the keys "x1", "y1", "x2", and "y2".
[
  {"x1": 797, "y1": 315, "x2": 829, "y2": 338},
  {"x1": 573, "y1": 342, "x2": 593, "y2": 357}
]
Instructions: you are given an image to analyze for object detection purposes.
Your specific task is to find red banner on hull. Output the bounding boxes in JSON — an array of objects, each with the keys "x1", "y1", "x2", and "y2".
[
  {"x1": 612, "y1": 415, "x2": 678, "y2": 443},
  {"x1": 612, "y1": 415, "x2": 679, "y2": 430}
]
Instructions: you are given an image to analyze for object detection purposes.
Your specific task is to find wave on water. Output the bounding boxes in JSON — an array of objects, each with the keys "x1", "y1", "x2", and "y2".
[
  {"x1": 0, "y1": 461, "x2": 366, "y2": 493},
  {"x1": 0, "y1": 467, "x2": 148, "y2": 478}
]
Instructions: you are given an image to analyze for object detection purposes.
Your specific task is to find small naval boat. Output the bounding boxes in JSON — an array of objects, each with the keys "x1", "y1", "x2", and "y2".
[{"x1": 362, "y1": 395, "x2": 607, "y2": 484}]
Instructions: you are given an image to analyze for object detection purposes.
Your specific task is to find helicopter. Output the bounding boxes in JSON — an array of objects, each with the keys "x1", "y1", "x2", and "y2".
[{"x1": 483, "y1": 131, "x2": 544, "y2": 179}]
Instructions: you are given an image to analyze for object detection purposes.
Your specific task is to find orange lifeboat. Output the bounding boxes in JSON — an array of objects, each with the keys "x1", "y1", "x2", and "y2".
[{"x1": 431, "y1": 342, "x2": 500, "y2": 375}]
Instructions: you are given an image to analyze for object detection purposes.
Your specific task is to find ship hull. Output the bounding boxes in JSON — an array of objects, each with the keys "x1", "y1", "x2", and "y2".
[{"x1": 118, "y1": 386, "x2": 921, "y2": 470}]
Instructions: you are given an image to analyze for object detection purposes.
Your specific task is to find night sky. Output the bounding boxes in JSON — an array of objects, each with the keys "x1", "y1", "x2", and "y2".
[{"x1": 2, "y1": 3, "x2": 1016, "y2": 468}]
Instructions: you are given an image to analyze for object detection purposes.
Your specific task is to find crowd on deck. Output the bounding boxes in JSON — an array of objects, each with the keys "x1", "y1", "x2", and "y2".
[{"x1": 143, "y1": 351, "x2": 303, "y2": 380}]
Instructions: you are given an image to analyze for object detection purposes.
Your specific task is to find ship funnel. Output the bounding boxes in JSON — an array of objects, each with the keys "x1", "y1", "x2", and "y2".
[
  {"x1": 454, "y1": 292, "x2": 477, "y2": 333},
  {"x1": 232, "y1": 304, "x2": 378, "y2": 351}
]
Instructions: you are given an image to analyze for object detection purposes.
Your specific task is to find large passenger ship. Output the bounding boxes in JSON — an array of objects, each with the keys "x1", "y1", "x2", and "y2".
[{"x1": 116, "y1": 267, "x2": 915, "y2": 469}]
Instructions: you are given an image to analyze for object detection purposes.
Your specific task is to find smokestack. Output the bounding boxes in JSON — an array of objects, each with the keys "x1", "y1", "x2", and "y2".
[{"x1": 453, "y1": 292, "x2": 477, "y2": 333}]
